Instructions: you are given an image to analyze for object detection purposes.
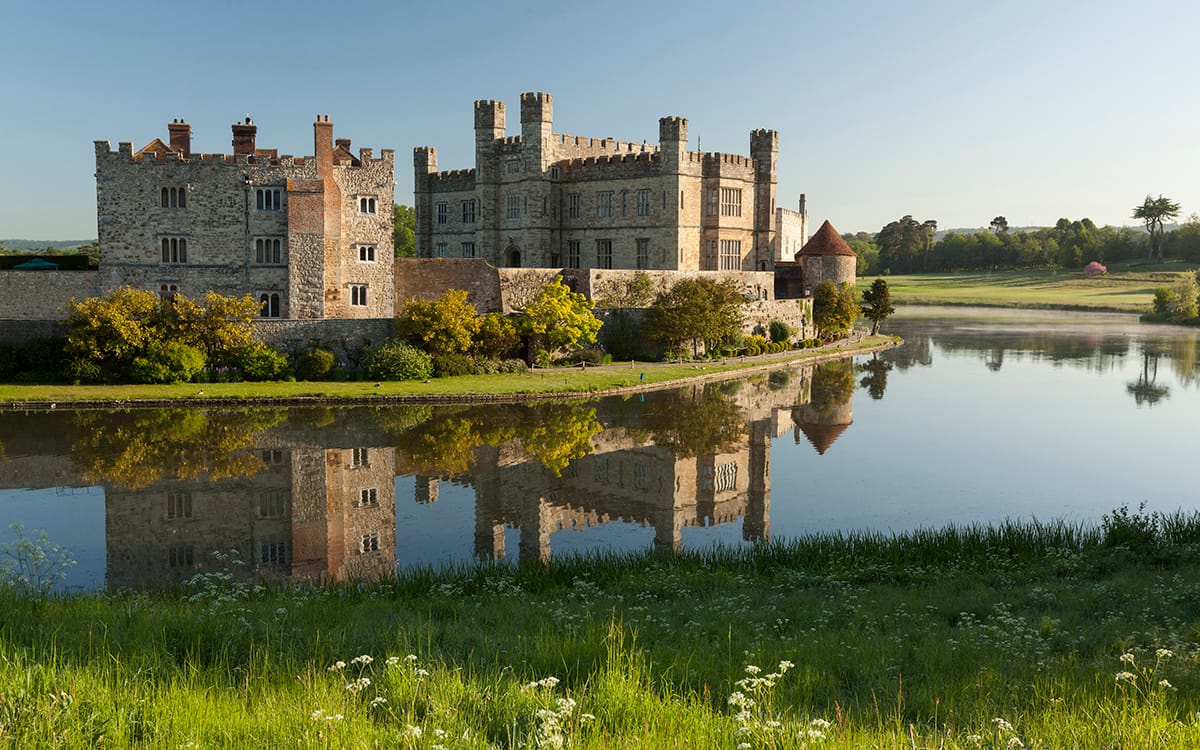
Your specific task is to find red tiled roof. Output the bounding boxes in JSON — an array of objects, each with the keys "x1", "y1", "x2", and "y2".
[
  {"x1": 798, "y1": 220, "x2": 856, "y2": 257},
  {"x1": 797, "y1": 422, "x2": 852, "y2": 455}
]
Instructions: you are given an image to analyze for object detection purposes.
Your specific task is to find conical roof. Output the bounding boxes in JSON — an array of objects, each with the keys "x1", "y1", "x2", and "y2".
[
  {"x1": 797, "y1": 220, "x2": 856, "y2": 257},
  {"x1": 797, "y1": 422, "x2": 852, "y2": 455}
]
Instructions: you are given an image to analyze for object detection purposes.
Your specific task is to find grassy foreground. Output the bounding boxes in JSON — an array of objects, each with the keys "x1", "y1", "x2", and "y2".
[
  {"x1": 883, "y1": 260, "x2": 1198, "y2": 312},
  {"x1": 2, "y1": 511, "x2": 1200, "y2": 747},
  {"x1": 0, "y1": 336, "x2": 894, "y2": 407}
]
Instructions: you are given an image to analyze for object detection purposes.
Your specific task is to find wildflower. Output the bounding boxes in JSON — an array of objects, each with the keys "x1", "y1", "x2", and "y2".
[
  {"x1": 416, "y1": 668, "x2": 430, "y2": 677},
  {"x1": 1120, "y1": 653, "x2": 1135, "y2": 665},
  {"x1": 738, "y1": 744, "x2": 751, "y2": 749},
  {"x1": 992, "y1": 718, "x2": 1014, "y2": 733},
  {"x1": 803, "y1": 728, "x2": 826, "y2": 739},
  {"x1": 386, "y1": 656, "x2": 401, "y2": 666},
  {"x1": 580, "y1": 713, "x2": 596, "y2": 722},
  {"x1": 328, "y1": 661, "x2": 346, "y2": 672},
  {"x1": 1115, "y1": 671, "x2": 1137, "y2": 683},
  {"x1": 1157, "y1": 649, "x2": 1174, "y2": 660},
  {"x1": 810, "y1": 718, "x2": 832, "y2": 729},
  {"x1": 778, "y1": 660, "x2": 795, "y2": 672},
  {"x1": 403, "y1": 725, "x2": 422, "y2": 738},
  {"x1": 744, "y1": 665, "x2": 762, "y2": 675},
  {"x1": 369, "y1": 696, "x2": 387, "y2": 708},
  {"x1": 351, "y1": 654, "x2": 374, "y2": 666},
  {"x1": 310, "y1": 709, "x2": 325, "y2": 721},
  {"x1": 406, "y1": 654, "x2": 419, "y2": 662},
  {"x1": 1160, "y1": 679, "x2": 1175, "y2": 690},
  {"x1": 433, "y1": 728, "x2": 447, "y2": 738},
  {"x1": 966, "y1": 735, "x2": 983, "y2": 745},
  {"x1": 1007, "y1": 737, "x2": 1025, "y2": 749}
]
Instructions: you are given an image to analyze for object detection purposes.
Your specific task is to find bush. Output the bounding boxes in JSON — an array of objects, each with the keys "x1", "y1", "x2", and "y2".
[
  {"x1": 768, "y1": 320, "x2": 793, "y2": 344},
  {"x1": 363, "y1": 340, "x2": 434, "y2": 381},
  {"x1": 1101, "y1": 503, "x2": 1162, "y2": 552},
  {"x1": 561, "y1": 348, "x2": 603, "y2": 366},
  {"x1": 497, "y1": 359, "x2": 528, "y2": 374},
  {"x1": 432, "y1": 352, "x2": 476, "y2": 377},
  {"x1": 0, "y1": 339, "x2": 70, "y2": 383},
  {"x1": 129, "y1": 341, "x2": 207, "y2": 384},
  {"x1": 294, "y1": 348, "x2": 335, "y2": 381},
  {"x1": 237, "y1": 343, "x2": 290, "y2": 382}
]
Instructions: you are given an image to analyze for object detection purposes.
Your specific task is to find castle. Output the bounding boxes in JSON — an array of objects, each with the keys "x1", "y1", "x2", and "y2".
[
  {"x1": 91, "y1": 116, "x2": 395, "y2": 319},
  {"x1": 414, "y1": 92, "x2": 806, "y2": 273}
]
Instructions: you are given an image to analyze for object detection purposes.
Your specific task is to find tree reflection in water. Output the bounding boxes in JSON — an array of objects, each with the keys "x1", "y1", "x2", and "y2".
[
  {"x1": 1127, "y1": 343, "x2": 1170, "y2": 406},
  {"x1": 71, "y1": 408, "x2": 287, "y2": 489}
]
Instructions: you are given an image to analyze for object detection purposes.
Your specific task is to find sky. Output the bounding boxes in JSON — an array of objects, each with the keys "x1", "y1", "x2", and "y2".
[{"x1": 2, "y1": 0, "x2": 1198, "y2": 241}]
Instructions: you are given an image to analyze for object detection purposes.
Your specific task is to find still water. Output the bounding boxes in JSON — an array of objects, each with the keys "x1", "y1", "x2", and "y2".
[{"x1": 1, "y1": 307, "x2": 1197, "y2": 591}]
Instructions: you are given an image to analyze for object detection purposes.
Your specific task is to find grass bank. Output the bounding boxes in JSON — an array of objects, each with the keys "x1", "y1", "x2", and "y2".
[
  {"x1": 0, "y1": 335, "x2": 896, "y2": 409},
  {"x1": 2, "y1": 510, "x2": 1199, "y2": 747},
  {"x1": 883, "y1": 260, "x2": 1198, "y2": 312}
]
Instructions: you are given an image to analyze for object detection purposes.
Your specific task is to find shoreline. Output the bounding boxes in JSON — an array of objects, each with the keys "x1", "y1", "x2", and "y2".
[{"x1": 0, "y1": 336, "x2": 900, "y2": 411}]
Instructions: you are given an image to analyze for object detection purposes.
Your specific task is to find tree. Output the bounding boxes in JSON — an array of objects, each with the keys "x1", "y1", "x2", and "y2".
[
  {"x1": 990, "y1": 216, "x2": 1009, "y2": 235},
  {"x1": 644, "y1": 277, "x2": 743, "y2": 358},
  {"x1": 65, "y1": 287, "x2": 167, "y2": 381},
  {"x1": 1133, "y1": 195, "x2": 1181, "y2": 261},
  {"x1": 398, "y1": 289, "x2": 481, "y2": 354},
  {"x1": 393, "y1": 204, "x2": 416, "y2": 258},
  {"x1": 517, "y1": 277, "x2": 602, "y2": 363},
  {"x1": 859, "y1": 278, "x2": 895, "y2": 335},
  {"x1": 812, "y1": 281, "x2": 857, "y2": 340},
  {"x1": 595, "y1": 271, "x2": 656, "y2": 361},
  {"x1": 472, "y1": 312, "x2": 521, "y2": 360},
  {"x1": 168, "y1": 291, "x2": 260, "y2": 364},
  {"x1": 875, "y1": 216, "x2": 925, "y2": 274},
  {"x1": 921, "y1": 219, "x2": 938, "y2": 272}
]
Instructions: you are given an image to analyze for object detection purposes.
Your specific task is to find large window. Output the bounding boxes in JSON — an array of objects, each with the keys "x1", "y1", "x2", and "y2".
[
  {"x1": 567, "y1": 193, "x2": 581, "y2": 219},
  {"x1": 597, "y1": 192, "x2": 613, "y2": 219},
  {"x1": 161, "y1": 186, "x2": 187, "y2": 209},
  {"x1": 256, "y1": 188, "x2": 281, "y2": 211},
  {"x1": 636, "y1": 238, "x2": 649, "y2": 270},
  {"x1": 462, "y1": 199, "x2": 476, "y2": 223},
  {"x1": 161, "y1": 237, "x2": 187, "y2": 263},
  {"x1": 350, "y1": 285, "x2": 368, "y2": 306},
  {"x1": 566, "y1": 240, "x2": 580, "y2": 269},
  {"x1": 461, "y1": 242, "x2": 476, "y2": 258},
  {"x1": 358, "y1": 244, "x2": 376, "y2": 262},
  {"x1": 435, "y1": 242, "x2": 447, "y2": 258},
  {"x1": 637, "y1": 189, "x2": 651, "y2": 217},
  {"x1": 719, "y1": 239, "x2": 742, "y2": 270},
  {"x1": 255, "y1": 237, "x2": 282, "y2": 265},
  {"x1": 506, "y1": 195, "x2": 521, "y2": 220},
  {"x1": 596, "y1": 239, "x2": 613, "y2": 269},
  {"x1": 721, "y1": 188, "x2": 742, "y2": 217},
  {"x1": 703, "y1": 240, "x2": 719, "y2": 270},
  {"x1": 436, "y1": 202, "x2": 448, "y2": 225}
]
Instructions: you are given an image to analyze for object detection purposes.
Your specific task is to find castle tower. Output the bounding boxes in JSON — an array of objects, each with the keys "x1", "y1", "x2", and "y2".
[
  {"x1": 750, "y1": 129, "x2": 778, "y2": 271},
  {"x1": 659, "y1": 117, "x2": 691, "y2": 270},
  {"x1": 520, "y1": 92, "x2": 553, "y2": 169},
  {"x1": 412, "y1": 147, "x2": 438, "y2": 258}
]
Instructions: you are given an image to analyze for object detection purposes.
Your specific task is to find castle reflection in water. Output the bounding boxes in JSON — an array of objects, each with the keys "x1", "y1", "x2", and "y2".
[{"x1": 0, "y1": 361, "x2": 856, "y2": 590}]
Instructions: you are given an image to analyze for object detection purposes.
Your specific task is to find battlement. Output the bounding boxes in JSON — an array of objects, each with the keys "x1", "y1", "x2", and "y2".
[
  {"x1": 474, "y1": 99, "x2": 506, "y2": 133},
  {"x1": 555, "y1": 132, "x2": 658, "y2": 154},
  {"x1": 703, "y1": 152, "x2": 754, "y2": 169},
  {"x1": 559, "y1": 151, "x2": 659, "y2": 179},
  {"x1": 430, "y1": 169, "x2": 477, "y2": 191},
  {"x1": 659, "y1": 116, "x2": 688, "y2": 143},
  {"x1": 520, "y1": 91, "x2": 553, "y2": 124},
  {"x1": 750, "y1": 128, "x2": 779, "y2": 149}
]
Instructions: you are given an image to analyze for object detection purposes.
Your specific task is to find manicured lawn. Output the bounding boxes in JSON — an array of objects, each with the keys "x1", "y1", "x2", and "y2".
[
  {"x1": 2, "y1": 512, "x2": 1198, "y2": 747},
  {"x1": 0, "y1": 336, "x2": 895, "y2": 406},
  {"x1": 881, "y1": 260, "x2": 1199, "y2": 312}
]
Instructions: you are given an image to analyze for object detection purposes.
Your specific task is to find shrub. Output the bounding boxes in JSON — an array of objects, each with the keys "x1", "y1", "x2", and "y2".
[
  {"x1": 768, "y1": 320, "x2": 793, "y2": 344},
  {"x1": 363, "y1": 340, "x2": 434, "y2": 381},
  {"x1": 294, "y1": 348, "x2": 335, "y2": 381},
  {"x1": 432, "y1": 352, "x2": 476, "y2": 378},
  {"x1": 1101, "y1": 503, "x2": 1162, "y2": 552},
  {"x1": 0, "y1": 339, "x2": 70, "y2": 383},
  {"x1": 129, "y1": 341, "x2": 207, "y2": 384},
  {"x1": 237, "y1": 343, "x2": 290, "y2": 382},
  {"x1": 562, "y1": 348, "x2": 603, "y2": 366},
  {"x1": 497, "y1": 359, "x2": 528, "y2": 374}
]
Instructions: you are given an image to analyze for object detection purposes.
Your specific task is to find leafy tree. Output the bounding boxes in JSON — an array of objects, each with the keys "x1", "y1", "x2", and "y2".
[
  {"x1": 876, "y1": 215, "x2": 925, "y2": 274},
  {"x1": 65, "y1": 287, "x2": 166, "y2": 381},
  {"x1": 393, "y1": 204, "x2": 416, "y2": 258},
  {"x1": 644, "y1": 277, "x2": 743, "y2": 358},
  {"x1": 168, "y1": 291, "x2": 260, "y2": 364},
  {"x1": 859, "y1": 278, "x2": 895, "y2": 335},
  {"x1": 920, "y1": 219, "x2": 938, "y2": 272},
  {"x1": 472, "y1": 312, "x2": 521, "y2": 360},
  {"x1": 517, "y1": 277, "x2": 602, "y2": 362},
  {"x1": 398, "y1": 289, "x2": 481, "y2": 354},
  {"x1": 812, "y1": 281, "x2": 858, "y2": 340},
  {"x1": 596, "y1": 271, "x2": 656, "y2": 360},
  {"x1": 990, "y1": 216, "x2": 1009, "y2": 235},
  {"x1": 129, "y1": 341, "x2": 206, "y2": 384},
  {"x1": 1133, "y1": 195, "x2": 1181, "y2": 261}
]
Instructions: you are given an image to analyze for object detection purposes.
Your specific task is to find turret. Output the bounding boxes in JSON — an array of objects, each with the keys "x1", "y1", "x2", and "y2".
[
  {"x1": 658, "y1": 116, "x2": 688, "y2": 171},
  {"x1": 520, "y1": 92, "x2": 553, "y2": 145},
  {"x1": 750, "y1": 129, "x2": 779, "y2": 271},
  {"x1": 474, "y1": 99, "x2": 506, "y2": 144}
]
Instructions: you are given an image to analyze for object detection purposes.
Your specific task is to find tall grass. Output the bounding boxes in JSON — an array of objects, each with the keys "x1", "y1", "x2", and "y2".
[{"x1": 2, "y1": 511, "x2": 1199, "y2": 747}]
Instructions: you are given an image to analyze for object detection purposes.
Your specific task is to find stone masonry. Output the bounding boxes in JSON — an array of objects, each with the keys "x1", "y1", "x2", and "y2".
[{"x1": 414, "y1": 92, "x2": 783, "y2": 274}]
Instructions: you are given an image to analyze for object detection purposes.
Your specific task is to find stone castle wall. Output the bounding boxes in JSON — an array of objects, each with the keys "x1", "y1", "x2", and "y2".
[{"x1": 0, "y1": 270, "x2": 99, "y2": 321}]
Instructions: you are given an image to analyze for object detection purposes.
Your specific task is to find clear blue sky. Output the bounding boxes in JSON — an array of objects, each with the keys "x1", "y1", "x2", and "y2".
[{"x1": 2, "y1": 0, "x2": 1197, "y2": 240}]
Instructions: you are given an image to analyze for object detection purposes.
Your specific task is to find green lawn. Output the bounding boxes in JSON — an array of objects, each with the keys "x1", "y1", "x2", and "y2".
[
  {"x1": 881, "y1": 260, "x2": 1198, "y2": 312},
  {"x1": 2, "y1": 512, "x2": 1198, "y2": 747},
  {"x1": 0, "y1": 336, "x2": 895, "y2": 406}
]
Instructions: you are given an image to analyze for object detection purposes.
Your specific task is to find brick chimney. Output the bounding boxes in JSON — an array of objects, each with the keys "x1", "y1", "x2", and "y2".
[
  {"x1": 314, "y1": 114, "x2": 334, "y2": 177},
  {"x1": 232, "y1": 117, "x2": 257, "y2": 155},
  {"x1": 167, "y1": 118, "x2": 191, "y2": 157}
]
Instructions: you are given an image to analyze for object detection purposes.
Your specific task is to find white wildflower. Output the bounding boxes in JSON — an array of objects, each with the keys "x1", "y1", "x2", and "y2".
[
  {"x1": 1115, "y1": 671, "x2": 1136, "y2": 683},
  {"x1": 328, "y1": 660, "x2": 346, "y2": 672},
  {"x1": 1007, "y1": 737, "x2": 1025, "y2": 749},
  {"x1": 1120, "y1": 653, "x2": 1135, "y2": 665},
  {"x1": 351, "y1": 654, "x2": 374, "y2": 666},
  {"x1": 810, "y1": 718, "x2": 832, "y2": 729},
  {"x1": 1157, "y1": 648, "x2": 1174, "y2": 660},
  {"x1": 386, "y1": 656, "x2": 401, "y2": 667},
  {"x1": 369, "y1": 696, "x2": 387, "y2": 708},
  {"x1": 992, "y1": 718, "x2": 1014, "y2": 733},
  {"x1": 744, "y1": 664, "x2": 762, "y2": 675},
  {"x1": 403, "y1": 725, "x2": 422, "y2": 738},
  {"x1": 1160, "y1": 679, "x2": 1175, "y2": 690},
  {"x1": 310, "y1": 709, "x2": 325, "y2": 721}
]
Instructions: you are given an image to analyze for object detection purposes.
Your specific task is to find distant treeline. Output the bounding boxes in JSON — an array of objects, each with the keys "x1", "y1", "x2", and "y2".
[
  {"x1": 0, "y1": 241, "x2": 99, "y2": 264},
  {"x1": 847, "y1": 216, "x2": 1200, "y2": 275}
]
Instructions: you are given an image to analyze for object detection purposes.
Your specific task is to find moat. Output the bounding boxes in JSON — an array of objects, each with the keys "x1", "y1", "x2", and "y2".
[{"x1": 2, "y1": 307, "x2": 1198, "y2": 592}]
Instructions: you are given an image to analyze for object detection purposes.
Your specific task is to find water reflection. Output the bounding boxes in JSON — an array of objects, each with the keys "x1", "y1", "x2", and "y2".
[{"x1": 0, "y1": 363, "x2": 854, "y2": 590}]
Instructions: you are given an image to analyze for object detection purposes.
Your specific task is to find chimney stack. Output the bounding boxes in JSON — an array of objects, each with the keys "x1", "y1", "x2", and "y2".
[
  {"x1": 167, "y1": 118, "x2": 191, "y2": 158},
  {"x1": 314, "y1": 114, "x2": 334, "y2": 177},
  {"x1": 231, "y1": 116, "x2": 257, "y2": 155}
]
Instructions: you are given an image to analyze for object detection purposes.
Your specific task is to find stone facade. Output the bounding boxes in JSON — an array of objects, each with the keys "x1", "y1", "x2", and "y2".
[
  {"x1": 774, "y1": 195, "x2": 809, "y2": 262},
  {"x1": 414, "y1": 92, "x2": 782, "y2": 274},
  {"x1": 94, "y1": 116, "x2": 395, "y2": 320}
]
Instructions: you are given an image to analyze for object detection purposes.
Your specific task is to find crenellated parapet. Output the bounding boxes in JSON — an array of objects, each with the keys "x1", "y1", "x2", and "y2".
[
  {"x1": 558, "y1": 151, "x2": 660, "y2": 180},
  {"x1": 430, "y1": 169, "x2": 477, "y2": 192}
]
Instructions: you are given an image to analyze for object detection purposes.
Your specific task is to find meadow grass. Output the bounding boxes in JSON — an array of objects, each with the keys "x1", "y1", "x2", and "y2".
[
  {"x1": 2, "y1": 510, "x2": 1199, "y2": 747},
  {"x1": 882, "y1": 260, "x2": 1199, "y2": 312},
  {"x1": 0, "y1": 336, "x2": 893, "y2": 406}
]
